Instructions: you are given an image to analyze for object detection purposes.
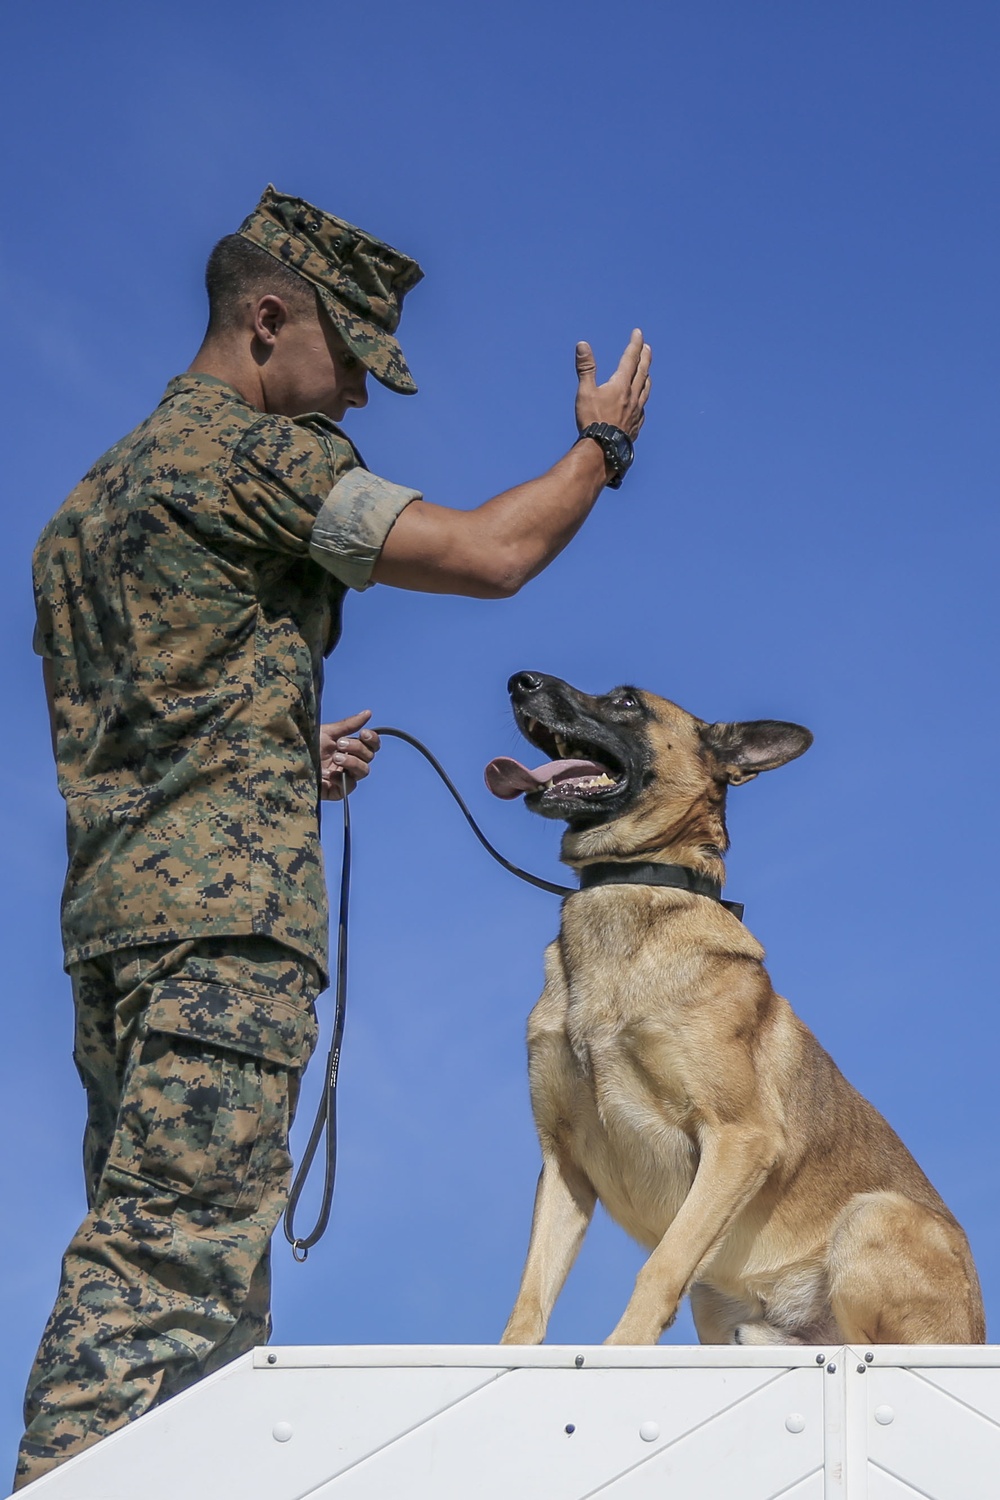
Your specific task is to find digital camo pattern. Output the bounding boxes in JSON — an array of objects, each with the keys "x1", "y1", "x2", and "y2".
[
  {"x1": 15, "y1": 937, "x2": 320, "y2": 1490},
  {"x1": 239, "y1": 185, "x2": 424, "y2": 394},
  {"x1": 33, "y1": 372, "x2": 364, "y2": 979}
]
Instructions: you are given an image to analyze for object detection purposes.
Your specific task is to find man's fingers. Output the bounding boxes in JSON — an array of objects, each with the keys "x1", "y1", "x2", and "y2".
[
  {"x1": 320, "y1": 713, "x2": 376, "y2": 758},
  {"x1": 320, "y1": 753, "x2": 369, "y2": 799},
  {"x1": 575, "y1": 340, "x2": 597, "y2": 391},
  {"x1": 614, "y1": 328, "x2": 645, "y2": 382},
  {"x1": 325, "y1": 708, "x2": 372, "y2": 737},
  {"x1": 334, "y1": 730, "x2": 379, "y2": 759},
  {"x1": 330, "y1": 752, "x2": 370, "y2": 780},
  {"x1": 330, "y1": 736, "x2": 375, "y2": 766},
  {"x1": 630, "y1": 342, "x2": 652, "y2": 396},
  {"x1": 320, "y1": 712, "x2": 380, "y2": 800}
]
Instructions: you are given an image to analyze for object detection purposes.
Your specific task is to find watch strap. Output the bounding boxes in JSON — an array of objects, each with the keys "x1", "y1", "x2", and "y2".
[{"x1": 578, "y1": 422, "x2": 634, "y2": 488}]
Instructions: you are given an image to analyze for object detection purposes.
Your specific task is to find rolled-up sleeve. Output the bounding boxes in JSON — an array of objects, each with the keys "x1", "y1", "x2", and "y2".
[{"x1": 309, "y1": 468, "x2": 421, "y2": 591}]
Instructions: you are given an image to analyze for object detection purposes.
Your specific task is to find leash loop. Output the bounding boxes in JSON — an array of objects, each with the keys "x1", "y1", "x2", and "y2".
[{"x1": 282, "y1": 769, "x2": 352, "y2": 1256}]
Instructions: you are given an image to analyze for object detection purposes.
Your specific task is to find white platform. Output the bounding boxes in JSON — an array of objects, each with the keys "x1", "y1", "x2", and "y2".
[{"x1": 15, "y1": 1343, "x2": 1000, "y2": 1498}]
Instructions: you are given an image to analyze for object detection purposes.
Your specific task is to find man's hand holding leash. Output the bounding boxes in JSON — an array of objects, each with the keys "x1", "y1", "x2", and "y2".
[{"x1": 320, "y1": 711, "x2": 381, "y2": 799}]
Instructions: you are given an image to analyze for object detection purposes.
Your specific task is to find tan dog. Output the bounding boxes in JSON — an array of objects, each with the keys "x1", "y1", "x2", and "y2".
[{"x1": 486, "y1": 672, "x2": 984, "y2": 1346}]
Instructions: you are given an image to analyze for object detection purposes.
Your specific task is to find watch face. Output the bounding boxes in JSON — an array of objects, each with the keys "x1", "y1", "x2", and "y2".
[{"x1": 604, "y1": 429, "x2": 632, "y2": 473}]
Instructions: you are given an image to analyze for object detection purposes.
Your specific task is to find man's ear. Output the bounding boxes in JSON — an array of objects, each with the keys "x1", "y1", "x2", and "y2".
[
  {"x1": 252, "y1": 294, "x2": 290, "y2": 347},
  {"x1": 701, "y1": 720, "x2": 813, "y2": 786}
]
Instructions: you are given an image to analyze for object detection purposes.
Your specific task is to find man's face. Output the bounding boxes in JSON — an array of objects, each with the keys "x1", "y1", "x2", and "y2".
[{"x1": 261, "y1": 297, "x2": 370, "y2": 421}]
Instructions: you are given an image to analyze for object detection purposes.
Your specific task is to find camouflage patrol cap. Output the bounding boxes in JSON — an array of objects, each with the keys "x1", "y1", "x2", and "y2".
[{"x1": 238, "y1": 185, "x2": 423, "y2": 395}]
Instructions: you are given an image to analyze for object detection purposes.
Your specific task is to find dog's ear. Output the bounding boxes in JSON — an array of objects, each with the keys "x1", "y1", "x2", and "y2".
[{"x1": 701, "y1": 720, "x2": 813, "y2": 786}]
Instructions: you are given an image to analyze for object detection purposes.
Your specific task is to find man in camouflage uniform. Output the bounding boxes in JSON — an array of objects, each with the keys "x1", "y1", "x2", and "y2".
[{"x1": 18, "y1": 185, "x2": 651, "y2": 1487}]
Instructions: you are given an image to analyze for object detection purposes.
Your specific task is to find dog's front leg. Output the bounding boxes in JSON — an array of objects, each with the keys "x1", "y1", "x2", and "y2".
[
  {"x1": 605, "y1": 1125, "x2": 775, "y2": 1345},
  {"x1": 501, "y1": 1153, "x2": 596, "y2": 1344}
]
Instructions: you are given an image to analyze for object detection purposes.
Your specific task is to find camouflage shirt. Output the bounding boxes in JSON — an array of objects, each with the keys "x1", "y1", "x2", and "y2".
[{"x1": 33, "y1": 373, "x2": 419, "y2": 978}]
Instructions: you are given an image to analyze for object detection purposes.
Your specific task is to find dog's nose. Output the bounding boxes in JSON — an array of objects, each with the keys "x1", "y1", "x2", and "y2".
[{"x1": 509, "y1": 671, "x2": 545, "y2": 698}]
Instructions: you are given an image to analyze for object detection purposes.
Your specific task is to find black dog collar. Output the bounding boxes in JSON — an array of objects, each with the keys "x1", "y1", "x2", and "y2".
[{"x1": 578, "y1": 861, "x2": 744, "y2": 922}]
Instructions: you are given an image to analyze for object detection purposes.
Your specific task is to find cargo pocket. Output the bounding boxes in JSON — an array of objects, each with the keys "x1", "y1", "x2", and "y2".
[{"x1": 105, "y1": 980, "x2": 318, "y2": 1213}]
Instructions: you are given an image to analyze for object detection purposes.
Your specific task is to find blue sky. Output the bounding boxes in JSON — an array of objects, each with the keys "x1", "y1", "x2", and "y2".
[{"x1": 2, "y1": 0, "x2": 998, "y2": 1473}]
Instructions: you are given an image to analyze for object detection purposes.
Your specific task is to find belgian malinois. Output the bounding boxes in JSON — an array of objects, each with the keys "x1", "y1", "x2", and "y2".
[{"x1": 486, "y1": 672, "x2": 984, "y2": 1346}]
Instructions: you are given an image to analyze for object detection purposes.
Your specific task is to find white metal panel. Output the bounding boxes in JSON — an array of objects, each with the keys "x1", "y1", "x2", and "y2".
[
  {"x1": 592, "y1": 1368, "x2": 823, "y2": 1500},
  {"x1": 866, "y1": 1365, "x2": 1000, "y2": 1500},
  {"x1": 912, "y1": 1364, "x2": 1000, "y2": 1422},
  {"x1": 835, "y1": 1353, "x2": 872, "y2": 1500},
  {"x1": 19, "y1": 1358, "x2": 506, "y2": 1500},
  {"x1": 305, "y1": 1364, "x2": 788, "y2": 1499},
  {"x1": 778, "y1": 1475, "x2": 826, "y2": 1500},
  {"x1": 866, "y1": 1469, "x2": 928, "y2": 1499},
  {"x1": 10, "y1": 1344, "x2": 1000, "y2": 1500}
]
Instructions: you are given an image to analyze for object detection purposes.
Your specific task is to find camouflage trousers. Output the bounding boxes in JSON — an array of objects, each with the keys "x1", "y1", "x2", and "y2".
[{"x1": 15, "y1": 936, "x2": 320, "y2": 1490}]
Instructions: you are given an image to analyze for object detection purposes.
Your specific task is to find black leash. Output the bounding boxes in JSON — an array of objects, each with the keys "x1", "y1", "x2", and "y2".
[
  {"x1": 281, "y1": 727, "x2": 571, "y2": 1258},
  {"x1": 369, "y1": 727, "x2": 573, "y2": 896},
  {"x1": 282, "y1": 726, "x2": 741, "y2": 1258},
  {"x1": 282, "y1": 768, "x2": 352, "y2": 1259}
]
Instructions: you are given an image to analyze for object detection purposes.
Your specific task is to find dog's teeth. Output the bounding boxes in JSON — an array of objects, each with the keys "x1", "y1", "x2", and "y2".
[
  {"x1": 555, "y1": 735, "x2": 569, "y2": 757},
  {"x1": 526, "y1": 717, "x2": 538, "y2": 736}
]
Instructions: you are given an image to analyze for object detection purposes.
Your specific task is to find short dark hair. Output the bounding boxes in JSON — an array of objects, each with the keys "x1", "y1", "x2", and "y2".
[{"x1": 204, "y1": 234, "x2": 316, "y2": 334}]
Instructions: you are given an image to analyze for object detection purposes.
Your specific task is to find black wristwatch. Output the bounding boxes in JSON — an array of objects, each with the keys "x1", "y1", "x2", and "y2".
[{"x1": 578, "y1": 422, "x2": 634, "y2": 489}]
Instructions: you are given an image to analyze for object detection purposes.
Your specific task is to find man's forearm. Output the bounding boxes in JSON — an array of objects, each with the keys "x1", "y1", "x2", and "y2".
[
  {"x1": 472, "y1": 439, "x2": 613, "y2": 592},
  {"x1": 372, "y1": 438, "x2": 609, "y2": 598},
  {"x1": 372, "y1": 332, "x2": 650, "y2": 598}
]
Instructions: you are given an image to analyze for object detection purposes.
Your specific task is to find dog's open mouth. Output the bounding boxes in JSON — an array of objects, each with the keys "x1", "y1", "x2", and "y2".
[{"x1": 485, "y1": 714, "x2": 623, "y2": 802}]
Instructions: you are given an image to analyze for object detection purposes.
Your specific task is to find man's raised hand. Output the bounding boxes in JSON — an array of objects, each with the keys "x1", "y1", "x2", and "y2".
[
  {"x1": 320, "y1": 710, "x2": 381, "y2": 799},
  {"x1": 574, "y1": 329, "x2": 652, "y2": 442}
]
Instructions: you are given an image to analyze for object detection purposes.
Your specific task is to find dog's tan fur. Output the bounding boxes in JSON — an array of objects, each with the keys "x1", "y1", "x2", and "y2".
[{"x1": 501, "y1": 685, "x2": 984, "y2": 1347}]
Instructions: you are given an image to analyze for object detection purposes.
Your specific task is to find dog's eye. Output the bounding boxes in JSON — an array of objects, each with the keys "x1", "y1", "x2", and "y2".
[{"x1": 611, "y1": 692, "x2": 638, "y2": 710}]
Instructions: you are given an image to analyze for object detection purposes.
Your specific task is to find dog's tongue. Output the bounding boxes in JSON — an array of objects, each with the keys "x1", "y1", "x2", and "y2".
[{"x1": 485, "y1": 755, "x2": 608, "y2": 800}]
